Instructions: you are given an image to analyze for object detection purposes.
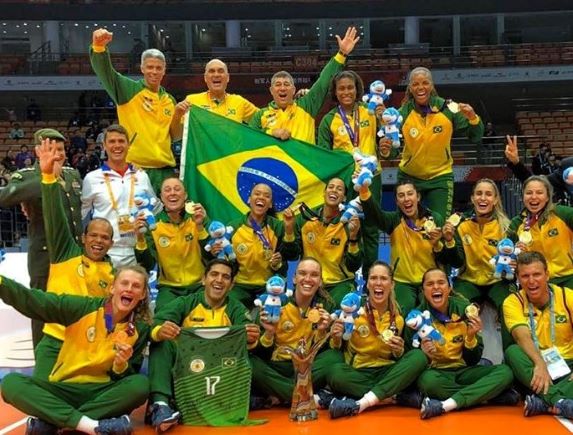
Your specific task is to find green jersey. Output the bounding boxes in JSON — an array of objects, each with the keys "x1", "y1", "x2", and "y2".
[{"x1": 172, "y1": 326, "x2": 265, "y2": 426}]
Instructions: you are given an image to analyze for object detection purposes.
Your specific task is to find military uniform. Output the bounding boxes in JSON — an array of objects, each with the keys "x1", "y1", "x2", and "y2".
[{"x1": 0, "y1": 162, "x2": 83, "y2": 346}]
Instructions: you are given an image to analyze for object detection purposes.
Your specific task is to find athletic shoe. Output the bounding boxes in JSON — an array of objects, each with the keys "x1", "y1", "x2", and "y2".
[
  {"x1": 489, "y1": 388, "x2": 521, "y2": 406},
  {"x1": 150, "y1": 403, "x2": 180, "y2": 433},
  {"x1": 94, "y1": 415, "x2": 132, "y2": 435},
  {"x1": 25, "y1": 417, "x2": 58, "y2": 435},
  {"x1": 420, "y1": 397, "x2": 444, "y2": 420},
  {"x1": 479, "y1": 358, "x2": 493, "y2": 366},
  {"x1": 555, "y1": 399, "x2": 573, "y2": 419},
  {"x1": 329, "y1": 397, "x2": 360, "y2": 419},
  {"x1": 316, "y1": 388, "x2": 336, "y2": 409},
  {"x1": 524, "y1": 394, "x2": 549, "y2": 417},
  {"x1": 249, "y1": 395, "x2": 272, "y2": 410},
  {"x1": 396, "y1": 390, "x2": 423, "y2": 408}
]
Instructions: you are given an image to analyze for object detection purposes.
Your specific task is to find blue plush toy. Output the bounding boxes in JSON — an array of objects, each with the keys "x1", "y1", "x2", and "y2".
[
  {"x1": 352, "y1": 150, "x2": 378, "y2": 192},
  {"x1": 339, "y1": 197, "x2": 364, "y2": 223},
  {"x1": 405, "y1": 309, "x2": 446, "y2": 348},
  {"x1": 362, "y1": 80, "x2": 392, "y2": 115},
  {"x1": 489, "y1": 238, "x2": 520, "y2": 280},
  {"x1": 254, "y1": 275, "x2": 292, "y2": 323},
  {"x1": 204, "y1": 221, "x2": 236, "y2": 260},
  {"x1": 378, "y1": 107, "x2": 403, "y2": 148},
  {"x1": 331, "y1": 292, "x2": 364, "y2": 340},
  {"x1": 131, "y1": 192, "x2": 157, "y2": 233}
]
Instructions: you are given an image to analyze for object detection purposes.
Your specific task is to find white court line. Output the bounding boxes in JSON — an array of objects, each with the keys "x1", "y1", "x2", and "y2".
[
  {"x1": 0, "y1": 417, "x2": 27, "y2": 435},
  {"x1": 556, "y1": 416, "x2": 573, "y2": 433}
]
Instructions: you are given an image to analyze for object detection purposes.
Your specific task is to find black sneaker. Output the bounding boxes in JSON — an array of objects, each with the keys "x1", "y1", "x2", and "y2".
[
  {"x1": 25, "y1": 417, "x2": 58, "y2": 435},
  {"x1": 329, "y1": 398, "x2": 359, "y2": 419},
  {"x1": 150, "y1": 403, "x2": 180, "y2": 433},
  {"x1": 524, "y1": 394, "x2": 549, "y2": 417},
  {"x1": 316, "y1": 388, "x2": 336, "y2": 409},
  {"x1": 94, "y1": 415, "x2": 132, "y2": 435},
  {"x1": 396, "y1": 390, "x2": 423, "y2": 408},
  {"x1": 555, "y1": 399, "x2": 573, "y2": 419},
  {"x1": 489, "y1": 388, "x2": 521, "y2": 406},
  {"x1": 420, "y1": 397, "x2": 444, "y2": 420}
]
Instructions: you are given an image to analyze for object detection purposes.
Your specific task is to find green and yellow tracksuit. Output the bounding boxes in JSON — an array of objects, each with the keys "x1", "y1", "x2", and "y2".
[
  {"x1": 135, "y1": 210, "x2": 210, "y2": 311},
  {"x1": 185, "y1": 91, "x2": 257, "y2": 124},
  {"x1": 412, "y1": 296, "x2": 513, "y2": 408},
  {"x1": 35, "y1": 173, "x2": 115, "y2": 379},
  {"x1": 148, "y1": 290, "x2": 253, "y2": 404},
  {"x1": 385, "y1": 95, "x2": 483, "y2": 218},
  {"x1": 283, "y1": 206, "x2": 362, "y2": 304},
  {"x1": 508, "y1": 206, "x2": 573, "y2": 288},
  {"x1": 325, "y1": 306, "x2": 427, "y2": 400},
  {"x1": 250, "y1": 297, "x2": 341, "y2": 403},
  {"x1": 504, "y1": 284, "x2": 573, "y2": 406},
  {"x1": 0, "y1": 276, "x2": 150, "y2": 430},
  {"x1": 249, "y1": 52, "x2": 347, "y2": 145},
  {"x1": 360, "y1": 189, "x2": 445, "y2": 313}
]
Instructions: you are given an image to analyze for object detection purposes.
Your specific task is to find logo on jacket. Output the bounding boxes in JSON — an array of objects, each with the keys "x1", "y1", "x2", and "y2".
[
  {"x1": 86, "y1": 326, "x2": 96, "y2": 343},
  {"x1": 548, "y1": 228, "x2": 559, "y2": 237},
  {"x1": 433, "y1": 126, "x2": 443, "y2": 133},
  {"x1": 409, "y1": 127, "x2": 419, "y2": 138}
]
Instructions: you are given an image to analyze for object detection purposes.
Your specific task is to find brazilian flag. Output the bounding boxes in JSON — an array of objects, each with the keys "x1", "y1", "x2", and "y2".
[{"x1": 181, "y1": 108, "x2": 355, "y2": 223}]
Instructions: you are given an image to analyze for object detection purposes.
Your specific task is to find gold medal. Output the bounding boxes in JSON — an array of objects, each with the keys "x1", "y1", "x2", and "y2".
[
  {"x1": 465, "y1": 304, "x2": 479, "y2": 319},
  {"x1": 447, "y1": 213, "x2": 461, "y2": 227},
  {"x1": 264, "y1": 248, "x2": 273, "y2": 261},
  {"x1": 114, "y1": 330, "x2": 129, "y2": 345},
  {"x1": 381, "y1": 329, "x2": 395, "y2": 343},
  {"x1": 423, "y1": 219, "x2": 436, "y2": 233},
  {"x1": 446, "y1": 99, "x2": 460, "y2": 113},
  {"x1": 519, "y1": 231, "x2": 533, "y2": 245},
  {"x1": 307, "y1": 308, "x2": 321, "y2": 324},
  {"x1": 184, "y1": 201, "x2": 196, "y2": 215}
]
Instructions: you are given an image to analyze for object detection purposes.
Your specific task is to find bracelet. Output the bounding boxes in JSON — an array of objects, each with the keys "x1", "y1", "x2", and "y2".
[{"x1": 337, "y1": 50, "x2": 348, "y2": 57}]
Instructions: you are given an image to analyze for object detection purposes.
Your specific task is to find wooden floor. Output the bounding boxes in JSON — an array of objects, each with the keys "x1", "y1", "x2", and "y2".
[{"x1": 1, "y1": 395, "x2": 572, "y2": 435}]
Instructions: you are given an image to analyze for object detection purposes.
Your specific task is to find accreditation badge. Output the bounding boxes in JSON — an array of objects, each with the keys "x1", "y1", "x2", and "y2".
[
  {"x1": 541, "y1": 347, "x2": 571, "y2": 380},
  {"x1": 117, "y1": 213, "x2": 135, "y2": 236}
]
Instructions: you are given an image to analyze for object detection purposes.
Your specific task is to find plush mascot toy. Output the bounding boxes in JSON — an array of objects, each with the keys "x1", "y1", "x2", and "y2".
[
  {"x1": 131, "y1": 192, "x2": 157, "y2": 233},
  {"x1": 489, "y1": 238, "x2": 520, "y2": 280},
  {"x1": 405, "y1": 309, "x2": 446, "y2": 348},
  {"x1": 362, "y1": 80, "x2": 392, "y2": 115},
  {"x1": 254, "y1": 275, "x2": 292, "y2": 323},
  {"x1": 379, "y1": 107, "x2": 403, "y2": 148},
  {"x1": 352, "y1": 150, "x2": 378, "y2": 192},
  {"x1": 204, "y1": 221, "x2": 236, "y2": 260},
  {"x1": 331, "y1": 292, "x2": 364, "y2": 340},
  {"x1": 339, "y1": 197, "x2": 364, "y2": 223}
]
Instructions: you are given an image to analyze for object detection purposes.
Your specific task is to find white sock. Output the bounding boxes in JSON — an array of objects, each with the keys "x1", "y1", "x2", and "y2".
[
  {"x1": 442, "y1": 398, "x2": 458, "y2": 412},
  {"x1": 76, "y1": 416, "x2": 98, "y2": 435},
  {"x1": 154, "y1": 401, "x2": 169, "y2": 407},
  {"x1": 358, "y1": 391, "x2": 379, "y2": 413}
]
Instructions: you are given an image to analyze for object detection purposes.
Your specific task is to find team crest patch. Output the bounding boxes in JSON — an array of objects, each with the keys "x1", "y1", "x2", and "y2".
[
  {"x1": 548, "y1": 228, "x2": 559, "y2": 237},
  {"x1": 357, "y1": 325, "x2": 370, "y2": 337},
  {"x1": 409, "y1": 127, "x2": 419, "y2": 138},
  {"x1": 306, "y1": 232, "x2": 316, "y2": 244},
  {"x1": 99, "y1": 280, "x2": 108, "y2": 289},
  {"x1": 462, "y1": 234, "x2": 473, "y2": 245},
  {"x1": 337, "y1": 126, "x2": 347, "y2": 136},
  {"x1": 77, "y1": 263, "x2": 85, "y2": 277},
  {"x1": 488, "y1": 239, "x2": 499, "y2": 247},
  {"x1": 222, "y1": 357, "x2": 237, "y2": 368},
  {"x1": 86, "y1": 326, "x2": 96, "y2": 343},
  {"x1": 330, "y1": 238, "x2": 341, "y2": 246},
  {"x1": 185, "y1": 233, "x2": 194, "y2": 242},
  {"x1": 164, "y1": 108, "x2": 172, "y2": 116},
  {"x1": 452, "y1": 335, "x2": 464, "y2": 343},
  {"x1": 282, "y1": 320, "x2": 295, "y2": 332},
  {"x1": 236, "y1": 243, "x2": 248, "y2": 255},
  {"x1": 433, "y1": 126, "x2": 443, "y2": 133},
  {"x1": 158, "y1": 236, "x2": 170, "y2": 248},
  {"x1": 556, "y1": 315, "x2": 567, "y2": 323},
  {"x1": 190, "y1": 358, "x2": 205, "y2": 373}
]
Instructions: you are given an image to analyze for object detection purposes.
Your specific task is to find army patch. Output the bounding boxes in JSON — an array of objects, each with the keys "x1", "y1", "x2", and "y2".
[{"x1": 86, "y1": 326, "x2": 96, "y2": 343}]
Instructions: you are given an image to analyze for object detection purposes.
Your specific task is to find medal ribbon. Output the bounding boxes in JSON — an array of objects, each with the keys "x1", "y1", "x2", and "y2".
[
  {"x1": 103, "y1": 168, "x2": 136, "y2": 213},
  {"x1": 528, "y1": 287, "x2": 555, "y2": 349},
  {"x1": 249, "y1": 216, "x2": 271, "y2": 251},
  {"x1": 104, "y1": 300, "x2": 136, "y2": 336},
  {"x1": 524, "y1": 212, "x2": 540, "y2": 231},
  {"x1": 337, "y1": 104, "x2": 360, "y2": 148},
  {"x1": 299, "y1": 202, "x2": 320, "y2": 222},
  {"x1": 365, "y1": 299, "x2": 397, "y2": 337},
  {"x1": 429, "y1": 307, "x2": 464, "y2": 324}
]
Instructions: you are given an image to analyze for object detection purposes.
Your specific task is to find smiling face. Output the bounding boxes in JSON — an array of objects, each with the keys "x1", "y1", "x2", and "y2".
[
  {"x1": 367, "y1": 264, "x2": 393, "y2": 310},
  {"x1": 294, "y1": 259, "x2": 322, "y2": 300},
  {"x1": 161, "y1": 178, "x2": 187, "y2": 213},
  {"x1": 111, "y1": 269, "x2": 148, "y2": 318},
  {"x1": 408, "y1": 71, "x2": 434, "y2": 106},
  {"x1": 248, "y1": 183, "x2": 273, "y2": 218},
  {"x1": 104, "y1": 131, "x2": 129, "y2": 166},
  {"x1": 517, "y1": 261, "x2": 550, "y2": 308},
  {"x1": 82, "y1": 219, "x2": 114, "y2": 261},
  {"x1": 471, "y1": 181, "x2": 497, "y2": 217},
  {"x1": 335, "y1": 77, "x2": 357, "y2": 111},
  {"x1": 141, "y1": 57, "x2": 166, "y2": 91},
  {"x1": 323, "y1": 178, "x2": 346, "y2": 208},
  {"x1": 203, "y1": 263, "x2": 234, "y2": 307},
  {"x1": 422, "y1": 269, "x2": 451, "y2": 313},
  {"x1": 204, "y1": 59, "x2": 229, "y2": 98},
  {"x1": 396, "y1": 183, "x2": 420, "y2": 219},
  {"x1": 270, "y1": 74, "x2": 295, "y2": 110},
  {"x1": 523, "y1": 180, "x2": 549, "y2": 215}
]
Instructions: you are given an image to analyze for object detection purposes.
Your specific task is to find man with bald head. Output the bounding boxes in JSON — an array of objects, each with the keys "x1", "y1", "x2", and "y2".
[{"x1": 170, "y1": 58, "x2": 258, "y2": 140}]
